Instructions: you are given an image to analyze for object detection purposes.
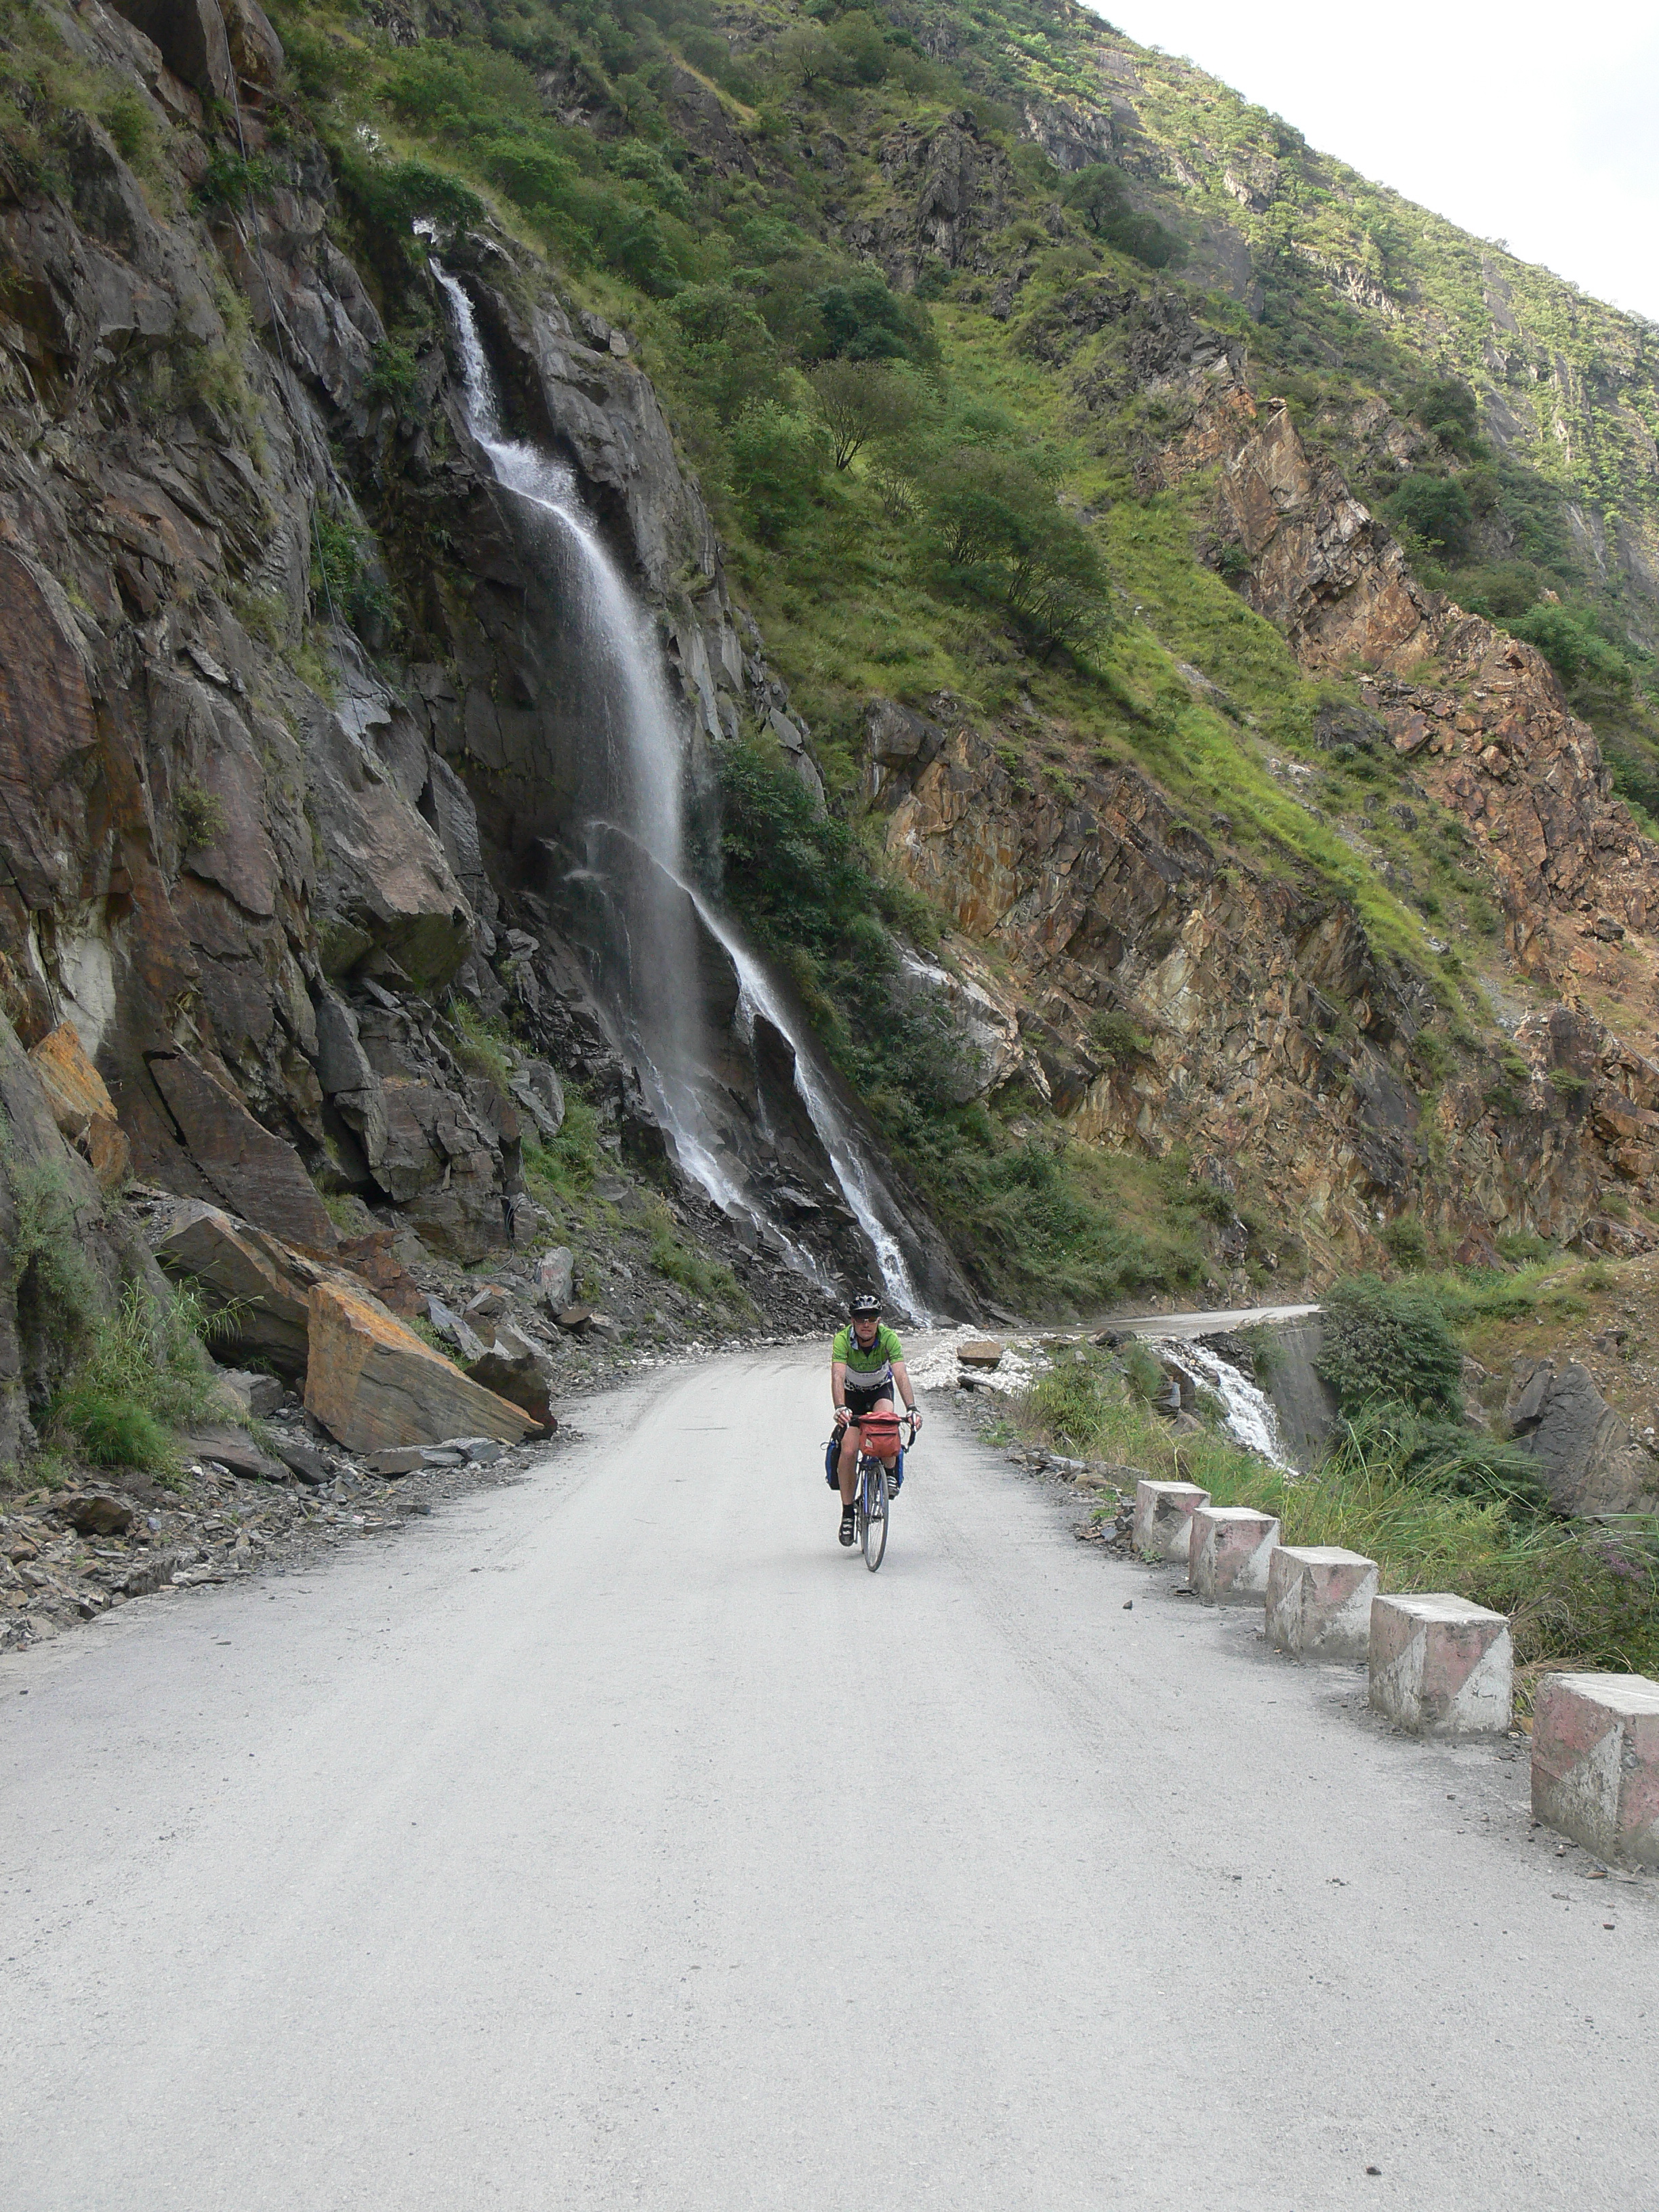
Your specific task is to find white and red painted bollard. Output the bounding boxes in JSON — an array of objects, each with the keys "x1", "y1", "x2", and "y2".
[
  {"x1": 1368, "y1": 1593, "x2": 1512, "y2": 1736},
  {"x1": 1265, "y1": 1545, "x2": 1379, "y2": 1662},
  {"x1": 1132, "y1": 1479, "x2": 1210, "y2": 1563},
  {"x1": 1530, "y1": 1672, "x2": 1659, "y2": 1867},
  {"x1": 1188, "y1": 1505, "x2": 1280, "y2": 1605}
]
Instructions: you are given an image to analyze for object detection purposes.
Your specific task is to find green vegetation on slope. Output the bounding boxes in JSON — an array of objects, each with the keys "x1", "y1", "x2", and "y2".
[{"x1": 226, "y1": 0, "x2": 1656, "y2": 1302}]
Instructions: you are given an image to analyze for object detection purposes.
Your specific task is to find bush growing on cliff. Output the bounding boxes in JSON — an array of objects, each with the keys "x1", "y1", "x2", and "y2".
[
  {"x1": 1315, "y1": 1274, "x2": 1463, "y2": 1418},
  {"x1": 1061, "y1": 163, "x2": 1185, "y2": 268}
]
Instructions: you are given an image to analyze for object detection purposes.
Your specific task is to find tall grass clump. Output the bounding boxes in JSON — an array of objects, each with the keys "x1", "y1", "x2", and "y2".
[{"x1": 51, "y1": 1283, "x2": 231, "y2": 1477}]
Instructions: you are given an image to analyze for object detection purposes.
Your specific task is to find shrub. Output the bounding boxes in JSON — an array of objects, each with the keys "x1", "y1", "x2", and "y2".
[
  {"x1": 804, "y1": 275, "x2": 939, "y2": 368},
  {"x1": 1509, "y1": 602, "x2": 1633, "y2": 696},
  {"x1": 1380, "y1": 1216, "x2": 1431, "y2": 1270},
  {"x1": 1088, "y1": 1009, "x2": 1153, "y2": 1063},
  {"x1": 806, "y1": 359, "x2": 922, "y2": 470},
  {"x1": 1315, "y1": 1274, "x2": 1463, "y2": 1417},
  {"x1": 1061, "y1": 163, "x2": 1184, "y2": 268},
  {"x1": 729, "y1": 403, "x2": 827, "y2": 544},
  {"x1": 1387, "y1": 473, "x2": 1473, "y2": 559},
  {"x1": 176, "y1": 782, "x2": 228, "y2": 851}
]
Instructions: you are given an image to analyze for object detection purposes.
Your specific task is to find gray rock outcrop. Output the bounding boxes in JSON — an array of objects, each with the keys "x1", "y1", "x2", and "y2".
[{"x1": 1503, "y1": 1357, "x2": 1656, "y2": 1515}]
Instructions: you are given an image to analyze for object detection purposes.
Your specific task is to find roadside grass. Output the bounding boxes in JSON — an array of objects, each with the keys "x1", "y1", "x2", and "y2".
[
  {"x1": 49, "y1": 1283, "x2": 234, "y2": 1484},
  {"x1": 1018, "y1": 1349, "x2": 1659, "y2": 1689}
]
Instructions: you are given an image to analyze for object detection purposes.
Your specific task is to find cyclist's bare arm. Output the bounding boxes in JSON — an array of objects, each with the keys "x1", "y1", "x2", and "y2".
[
  {"x1": 892, "y1": 1360, "x2": 921, "y2": 1424},
  {"x1": 831, "y1": 1357, "x2": 849, "y2": 1425}
]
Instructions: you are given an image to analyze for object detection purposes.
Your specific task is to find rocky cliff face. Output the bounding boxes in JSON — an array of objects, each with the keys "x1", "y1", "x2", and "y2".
[
  {"x1": 860, "y1": 302, "x2": 1659, "y2": 1272},
  {"x1": 0, "y1": 0, "x2": 968, "y2": 1367}
]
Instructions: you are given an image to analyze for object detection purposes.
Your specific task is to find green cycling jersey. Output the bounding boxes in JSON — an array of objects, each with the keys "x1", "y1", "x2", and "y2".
[{"x1": 832, "y1": 1322, "x2": 904, "y2": 1385}]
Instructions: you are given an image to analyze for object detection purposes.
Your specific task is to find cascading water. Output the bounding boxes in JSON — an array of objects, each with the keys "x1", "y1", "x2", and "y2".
[
  {"x1": 1151, "y1": 1338, "x2": 1292, "y2": 1468},
  {"x1": 434, "y1": 266, "x2": 928, "y2": 1317}
]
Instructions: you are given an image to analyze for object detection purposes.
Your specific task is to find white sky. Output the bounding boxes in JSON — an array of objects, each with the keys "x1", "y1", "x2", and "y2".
[{"x1": 1086, "y1": 1, "x2": 1659, "y2": 324}]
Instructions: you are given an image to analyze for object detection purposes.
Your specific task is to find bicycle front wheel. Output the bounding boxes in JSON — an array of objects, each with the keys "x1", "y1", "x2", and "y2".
[{"x1": 861, "y1": 1456, "x2": 888, "y2": 1572}]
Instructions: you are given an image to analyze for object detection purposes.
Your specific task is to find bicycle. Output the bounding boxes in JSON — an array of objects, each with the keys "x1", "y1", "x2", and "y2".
[{"x1": 845, "y1": 1406, "x2": 919, "y2": 1573}]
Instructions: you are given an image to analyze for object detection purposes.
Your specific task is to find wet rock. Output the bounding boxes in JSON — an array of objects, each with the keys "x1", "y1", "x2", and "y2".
[
  {"x1": 509, "y1": 1062, "x2": 565, "y2": 1139},
  {"x1": 305, "y1": 1279, "x2": 537, "y2": 1453},
  {"x1": 108, "y1": 0, "x2": 236, "y2": 102}
]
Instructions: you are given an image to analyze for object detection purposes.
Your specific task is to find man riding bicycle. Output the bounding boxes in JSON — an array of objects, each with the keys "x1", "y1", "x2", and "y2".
[{"x1": 831, "y1": 1292, "x2": 920, "y2": 1549}]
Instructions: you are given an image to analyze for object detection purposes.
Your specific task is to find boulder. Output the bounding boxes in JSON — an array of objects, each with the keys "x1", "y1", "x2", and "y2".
[
  {"x1": 212, "y1": 1366, "x2": 285, "y2": 1420},
  {"x1": 464, "y1": 1285, "x2": 510, "y2": 1323},
  {"x1": 425, "y1": 1295, "x2": 487, "y2": 1364},
  {"x1": 535, "y1": 1246, "x2": 575, "y2": 1310},
  {"x1": 153, "y1": 1202, "x2": 313, "y2": 1376},
  {"x1": 28, "y1": 1023, "x2": 130, "y2": 1193},
  {"x1": 555, "y1": 1303, "x2": 594, "y2": 1332},
  {"x1": 270, "y1": 1436, "x2": 329, "y2": 1485},
  {"x1": 957, "y1": 1339, "x2": 1005, "y2": 1370},
  {"x1": 1503, "y1": 1357, "x2": 1655, "y2": 1515},
  {"x1": 304, "y1": 1279, "x2": 537, "y2": 1453},
  {"x1": 465, "y1": 1324, "x2": 556, "y2": 1429},
  {"x1": 63, "y1": 1494, "x2": 134, "y2": 1536},
  {"x1": 178, "y1": 1425, "x2": 287, "y2": 1481}
]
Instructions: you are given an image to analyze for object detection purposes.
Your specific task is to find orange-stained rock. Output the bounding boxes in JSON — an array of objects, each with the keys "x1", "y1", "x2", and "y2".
[
  {"x1": 303, "y1": 1278, "x2": 539, "y2": 1452},
  {"x1": 28, "y1": 1023, "x2": 130, "y2": 1192},
  {"x1": 154, "y1": 1201, "x2": 314, "y2": 1376}
]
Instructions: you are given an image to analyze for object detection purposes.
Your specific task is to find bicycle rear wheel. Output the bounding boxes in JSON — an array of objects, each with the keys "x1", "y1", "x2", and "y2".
[{"x1": 860, "y1": 1456, "x2": 888, "y2": 1572}]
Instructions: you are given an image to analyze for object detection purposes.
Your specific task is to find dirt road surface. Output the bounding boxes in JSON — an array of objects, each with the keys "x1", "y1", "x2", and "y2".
[{"x1": 2, "y1": 1348, "x2": 1651, "y2": 2208}]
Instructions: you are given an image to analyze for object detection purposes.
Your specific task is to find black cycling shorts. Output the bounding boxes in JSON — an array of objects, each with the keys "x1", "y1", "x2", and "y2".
[{"x1": 844, "y1": 1379, "x2": 893, "y2": 1418}]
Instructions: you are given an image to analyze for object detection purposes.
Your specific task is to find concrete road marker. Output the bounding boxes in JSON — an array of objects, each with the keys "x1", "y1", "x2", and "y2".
[
  {"x1": 1530, "y1": 1671, "x2": 1659, "y2": 1868},
  {"x1": 1368, "y1": 1593, "x2": 1512, "y2": 1737},
  {"x1": 1266, "y1": 1545, "x2": 1379, "y2": 1662},
  {"x1": 1132, "y1": 1479, "x2": 1210, "y2": 1563},
  {"x1": 1189, "y1": 1505, "x2": 1280, "y2": 1605}
]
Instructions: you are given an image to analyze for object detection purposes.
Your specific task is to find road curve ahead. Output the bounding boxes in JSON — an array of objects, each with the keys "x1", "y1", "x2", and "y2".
[{"x1": 2, "y1": 1348, "x2": 1652, "y2": 2210}]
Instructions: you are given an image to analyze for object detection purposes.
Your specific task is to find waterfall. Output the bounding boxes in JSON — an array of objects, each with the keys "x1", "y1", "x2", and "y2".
[
  {"x1": 1149, "y1": 1338, "x2": 1292, "y2": 1468},
  {"x1": 433, "y1": 266, "x2": 928, "y2": 1319}
]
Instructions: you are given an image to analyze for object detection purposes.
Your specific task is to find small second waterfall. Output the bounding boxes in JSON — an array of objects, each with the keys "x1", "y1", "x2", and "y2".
[{"x1": 434, "y1": 268, "x2": 928, "y2": 1317}]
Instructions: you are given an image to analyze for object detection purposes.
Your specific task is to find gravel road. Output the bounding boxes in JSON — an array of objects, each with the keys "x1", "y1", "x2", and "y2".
[{"x1": 1, "y1": 1347, "x2": 1652, "y2": 2209}]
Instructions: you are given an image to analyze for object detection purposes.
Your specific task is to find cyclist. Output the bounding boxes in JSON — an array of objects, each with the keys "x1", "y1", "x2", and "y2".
[{"x1": 831, "y1": 1292, "x2": 920, "y2": 1548}]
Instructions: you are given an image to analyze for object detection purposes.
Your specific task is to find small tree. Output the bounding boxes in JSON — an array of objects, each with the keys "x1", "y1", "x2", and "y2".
[
  {"x1": 729, "y1": 403, "x2": 827, "y2": 544},
  {"x1": 806, "y1": 359, "x2": 920, "y2": 469}
]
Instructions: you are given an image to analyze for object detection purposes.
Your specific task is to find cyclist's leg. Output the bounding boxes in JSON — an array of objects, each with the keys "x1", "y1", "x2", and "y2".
[
  {"x1": 836, "y1": 1420, "x2": 860, "y2": 1505},
  {"x1": 838, "y1": 1384, "x2": 878, "y2": 1507}
]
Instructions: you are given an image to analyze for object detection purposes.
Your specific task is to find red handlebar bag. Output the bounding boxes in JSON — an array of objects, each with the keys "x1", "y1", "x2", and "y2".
[{"x1": 857, "y1": 1410, "x2": 904, "y2": 1458}]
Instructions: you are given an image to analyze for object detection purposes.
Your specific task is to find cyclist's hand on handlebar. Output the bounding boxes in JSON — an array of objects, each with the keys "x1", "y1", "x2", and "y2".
[
  {"x1": 907, "y1": 1406, "x2": 922, "y2": 1431},
  {"x1": 833, "y1": 1405, "x2": 851, "y2": 1429}
]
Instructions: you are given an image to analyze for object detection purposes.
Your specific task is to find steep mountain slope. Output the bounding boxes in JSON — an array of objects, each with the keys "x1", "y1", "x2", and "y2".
[{"x1": 0, "y1": 0, "x2": 1657, "y2": 1483}]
